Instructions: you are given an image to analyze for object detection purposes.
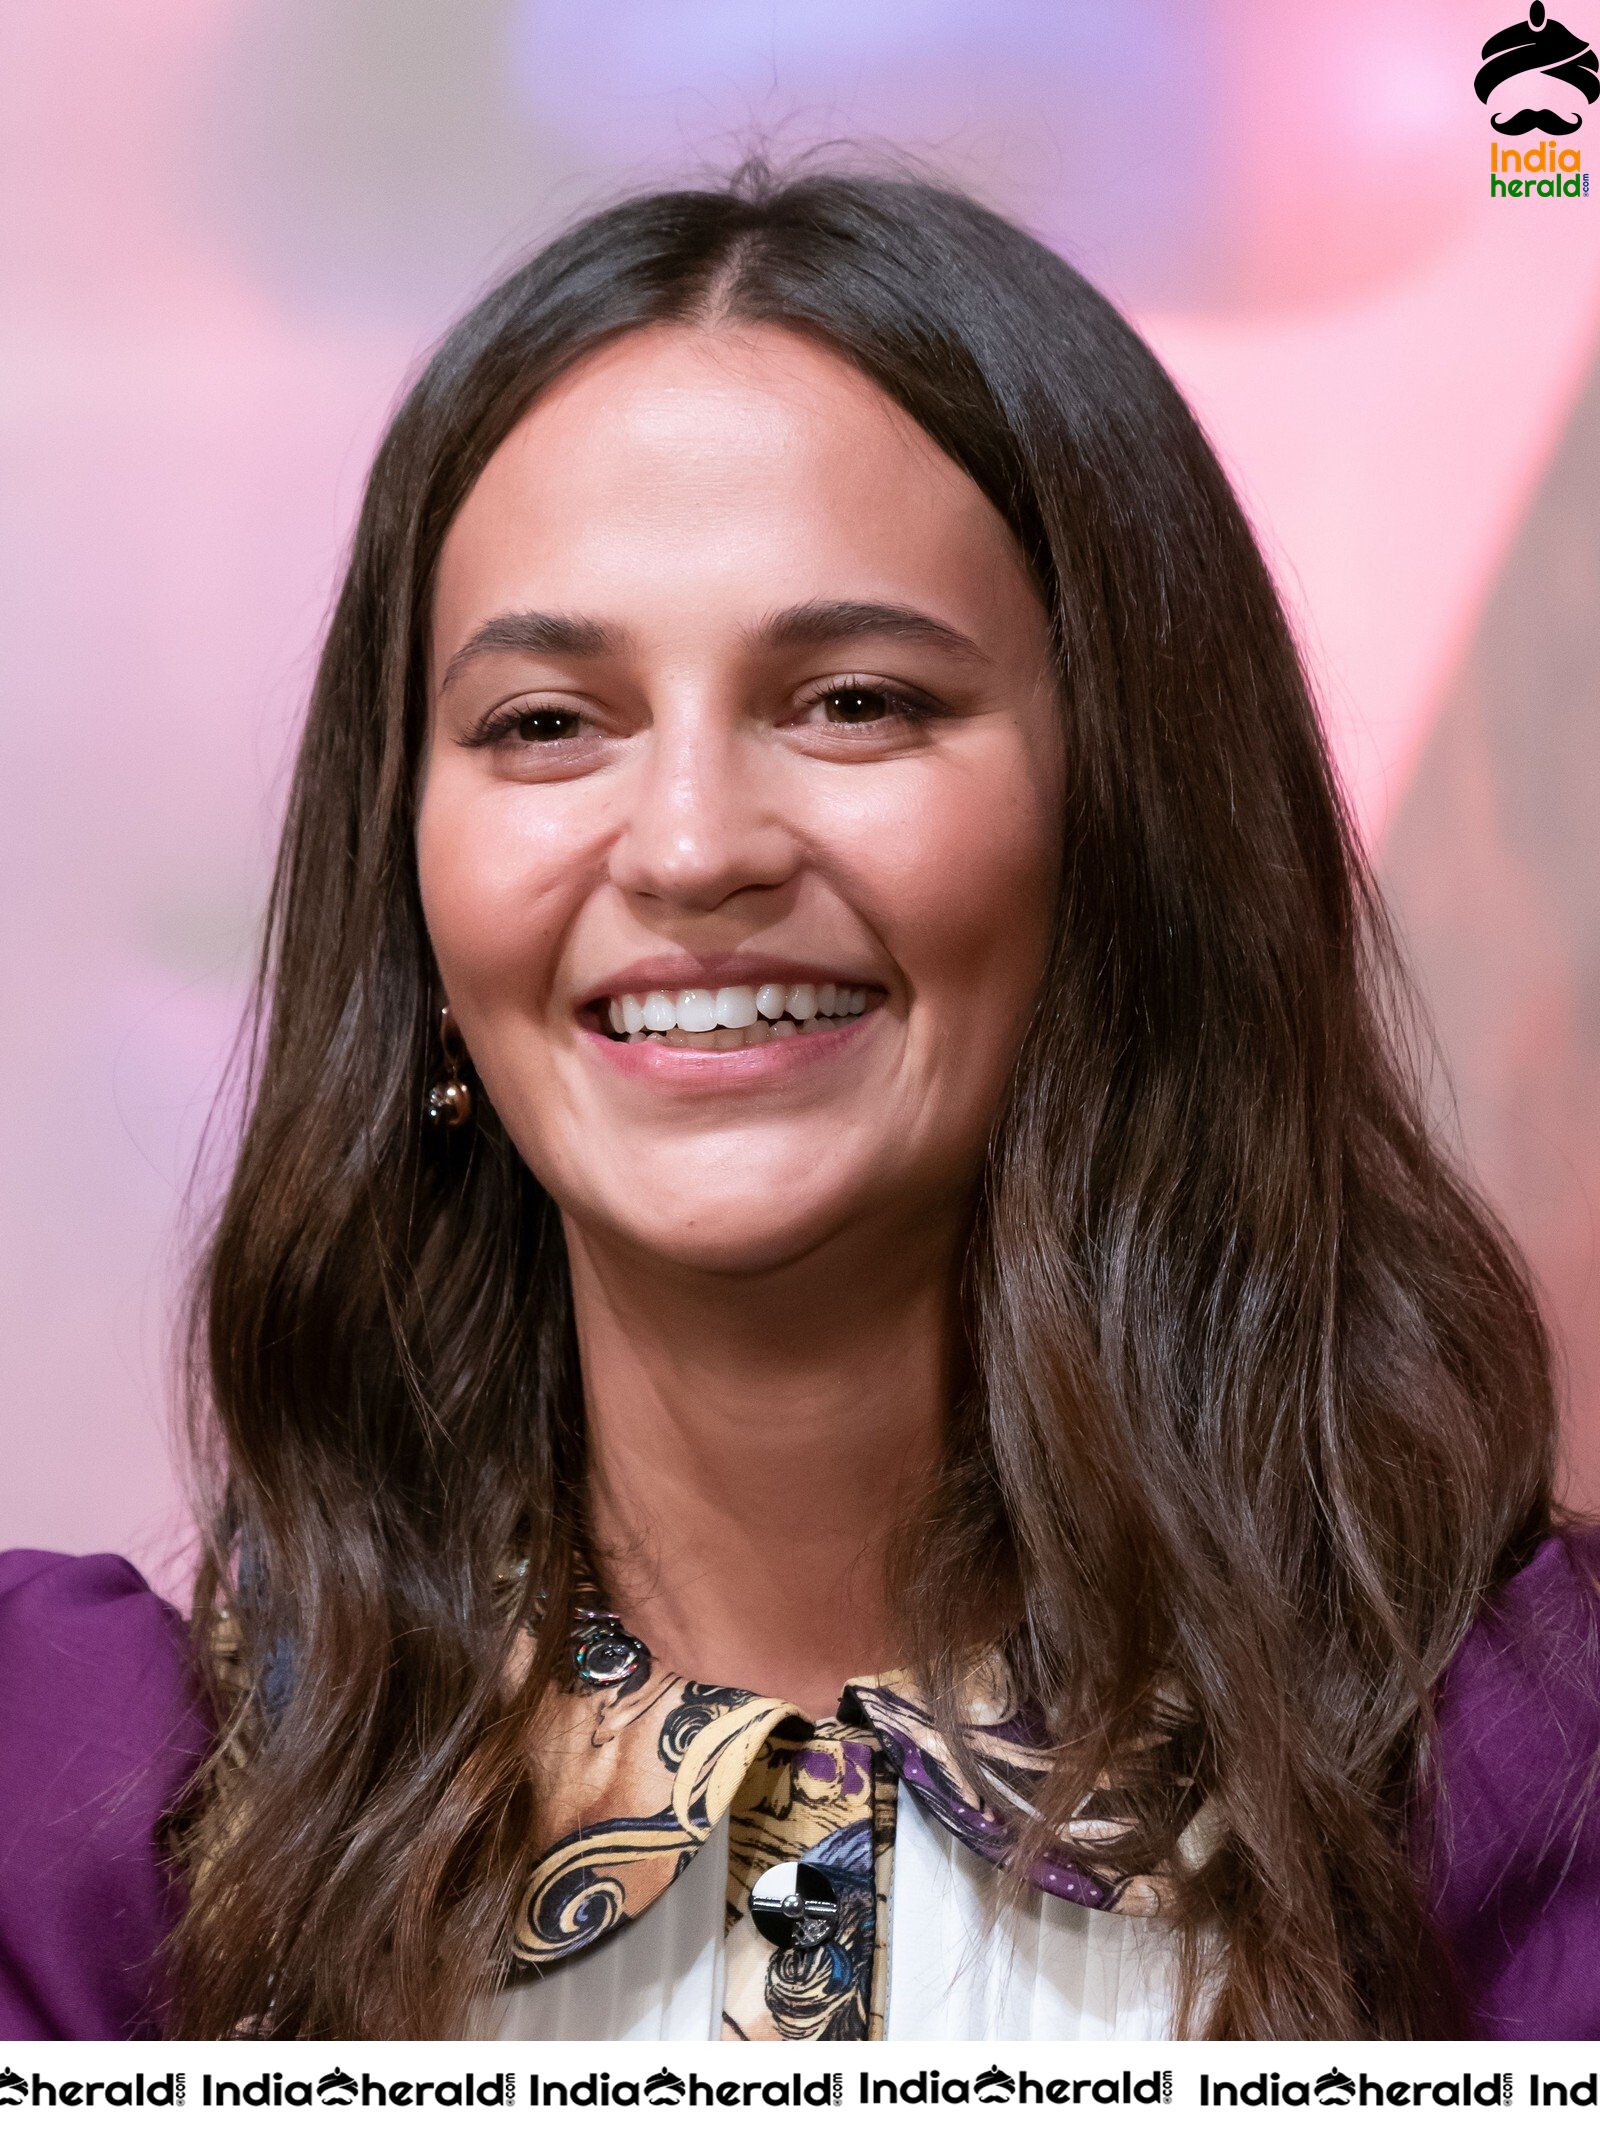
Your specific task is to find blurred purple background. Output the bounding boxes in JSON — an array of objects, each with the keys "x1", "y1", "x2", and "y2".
[{"x1": 5, "y1": 1, "x2": 1599, "y2": 1595}]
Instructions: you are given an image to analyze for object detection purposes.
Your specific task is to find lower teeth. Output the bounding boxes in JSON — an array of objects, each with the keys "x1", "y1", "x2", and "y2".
[{"x1": 621, "y1": 1011, "x2": 862, "y2": 1048}]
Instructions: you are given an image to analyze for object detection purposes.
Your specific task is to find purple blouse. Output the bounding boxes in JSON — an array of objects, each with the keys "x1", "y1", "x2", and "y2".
[
  {"x1": 2, "y1": 1529, "x2": 1598, "y2": 2042},
  {"x1": 0, "y1": 1551, "x2": 208, "y2": 2042}
]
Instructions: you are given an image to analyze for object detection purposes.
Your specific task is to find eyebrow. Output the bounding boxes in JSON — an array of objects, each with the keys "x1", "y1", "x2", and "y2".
[
  {"x1": 752, "y1": 598, "x2": 987, "y2": 664},
  {"x1": 438, "y1": 610, "x2": 620, "y2": 694},
  {"x1": 437, "y1": 596, "x2": 987, "y2": 697}
]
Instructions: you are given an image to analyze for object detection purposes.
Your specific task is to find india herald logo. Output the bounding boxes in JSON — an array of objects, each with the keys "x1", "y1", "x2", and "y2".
[{"x1": 1476, "y1": 2, "x2": 1600, "y2": 133}]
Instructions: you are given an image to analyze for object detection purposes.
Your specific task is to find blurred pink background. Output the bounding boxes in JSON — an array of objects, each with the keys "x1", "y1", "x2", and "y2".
[{"x1": 5, "y1": 1, "x2": 1599, "y2": 1596}]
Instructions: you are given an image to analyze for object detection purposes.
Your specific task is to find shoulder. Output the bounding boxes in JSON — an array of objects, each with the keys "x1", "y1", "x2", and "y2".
[
  {"x1": 0, "y1": 1549, "x2": 212, "y2": 2040},
  {"x1": 1424, "y1": 1523, "x2": 1600, "y2": 2039}
]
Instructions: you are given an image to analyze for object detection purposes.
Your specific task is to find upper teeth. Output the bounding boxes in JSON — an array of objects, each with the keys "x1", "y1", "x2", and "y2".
[{"x1": 605, "y1": 982, "x2": 870, "y2": 1035}]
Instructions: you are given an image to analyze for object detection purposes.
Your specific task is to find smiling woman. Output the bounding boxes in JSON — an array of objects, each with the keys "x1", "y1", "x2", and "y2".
[
  {"x1": 416, "y1": 325, "x2": 1064, "y2": 1637},
  {"x1": 3, "y1": 161, "x2": 1599, "y2": 2047}
]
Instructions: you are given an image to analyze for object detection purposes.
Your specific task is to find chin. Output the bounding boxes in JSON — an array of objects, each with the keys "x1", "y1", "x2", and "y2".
[{"x1": 594, "y1": 1194, "x2": 861, "y2": 1278}]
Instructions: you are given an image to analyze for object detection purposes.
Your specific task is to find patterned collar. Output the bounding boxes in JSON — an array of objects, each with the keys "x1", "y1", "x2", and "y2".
[{"x1": 510, "y1": 1576, "x2": 1200, "y2": 1972}]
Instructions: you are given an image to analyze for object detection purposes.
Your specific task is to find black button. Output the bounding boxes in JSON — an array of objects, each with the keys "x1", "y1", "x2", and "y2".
[{"x1": 749, "y1": 1861, "x2": 839, "y2": 1950}]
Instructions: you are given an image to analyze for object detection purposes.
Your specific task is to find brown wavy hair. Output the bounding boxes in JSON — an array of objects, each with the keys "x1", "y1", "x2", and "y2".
[{"x1": 169, "y1": 160, "x2": 1562, "y2": 2039}]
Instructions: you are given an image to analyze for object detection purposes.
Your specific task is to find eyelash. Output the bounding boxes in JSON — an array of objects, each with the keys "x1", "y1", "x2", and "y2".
[
  {"x1": 794, "y1": 680, "x2": 944, "y2": 732},
  {"x1": 464, "y1": 703, "x2": 587, "y2": 748},
  {"x1": 464, "y1": 681, "x2": 944, "y2": 751}
]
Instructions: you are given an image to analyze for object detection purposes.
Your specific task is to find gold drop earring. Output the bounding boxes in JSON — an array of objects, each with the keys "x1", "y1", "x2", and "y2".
[{"x1": 424, "y1": 1003, "x2": 474, "y2": 1130}]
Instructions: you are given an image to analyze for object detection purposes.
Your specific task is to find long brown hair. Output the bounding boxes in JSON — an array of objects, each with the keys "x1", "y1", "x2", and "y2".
[{"x1": 169, "y1": 159, "x2": 1561, "y2": 2038}]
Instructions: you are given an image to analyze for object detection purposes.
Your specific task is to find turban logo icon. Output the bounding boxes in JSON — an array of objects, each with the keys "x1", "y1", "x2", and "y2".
[{"x1": 1476, "y1": 2, "x2": 1600, "y2": 133}]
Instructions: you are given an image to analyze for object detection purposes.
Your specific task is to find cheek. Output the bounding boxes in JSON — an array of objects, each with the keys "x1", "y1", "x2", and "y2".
[
  {"x1": 864, "y1": 756, "x2": 1061, "y2": 1032},
  {"x1": 414, "y1": 776, "x2": 588, "y2": 1016}
]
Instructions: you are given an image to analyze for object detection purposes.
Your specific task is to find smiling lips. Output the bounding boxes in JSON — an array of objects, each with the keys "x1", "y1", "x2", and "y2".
[{"x1": 598, "y1": 980, "x2": 875, "y2": 1051}]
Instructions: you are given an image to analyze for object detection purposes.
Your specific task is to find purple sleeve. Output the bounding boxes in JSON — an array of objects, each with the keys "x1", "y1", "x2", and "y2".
[
  {"x1": 0, "y1": 1550, "x2": 211, "y2": 2041},
  {"x1": 1425, "y1": 1525, "x2": 1600, "y2": 2040}
]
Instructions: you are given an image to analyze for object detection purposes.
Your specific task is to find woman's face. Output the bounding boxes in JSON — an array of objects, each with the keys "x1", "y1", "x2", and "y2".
[{"x1": 418, "y1": 322, "x2": 1064, "y2": 1276}]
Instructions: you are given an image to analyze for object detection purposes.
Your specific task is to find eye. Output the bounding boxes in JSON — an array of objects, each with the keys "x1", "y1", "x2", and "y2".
[
  {"x1": 465, "y1": 702, "x2": 589, "y2": 748},
  {"x1": 795, "y1": 680, "x2": 942, "y2": 731}
]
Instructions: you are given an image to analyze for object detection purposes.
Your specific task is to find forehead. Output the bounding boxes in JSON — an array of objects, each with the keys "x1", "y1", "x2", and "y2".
[{"x1": 429, "y1": 321, "x2": 1042, "y2": 666}]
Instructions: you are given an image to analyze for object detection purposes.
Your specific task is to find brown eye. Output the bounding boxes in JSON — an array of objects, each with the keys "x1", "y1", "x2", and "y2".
[
  {"x1": 826, "y1": 688, "x2": 893, "y2": 723},
  {"x1": 510, "y1": 708, "x2": 584, "y2": 743},
  {"x1": 799, "y1": 682, "x2": 939, "y2": 731},
  {"x1": 465, "y1": 702, "x2": 590, "y2": 748}
]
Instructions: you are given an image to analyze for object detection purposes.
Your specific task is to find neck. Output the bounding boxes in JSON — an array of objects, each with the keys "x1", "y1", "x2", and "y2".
[{"x1": 565, "y1": 1212, "x2": 962, "y2": 1719}]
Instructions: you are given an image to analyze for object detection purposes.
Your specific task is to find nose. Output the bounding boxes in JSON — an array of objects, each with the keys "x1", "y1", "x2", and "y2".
[{"x1": 605, "y1": 702, "x2": 799, "y2": 914}]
